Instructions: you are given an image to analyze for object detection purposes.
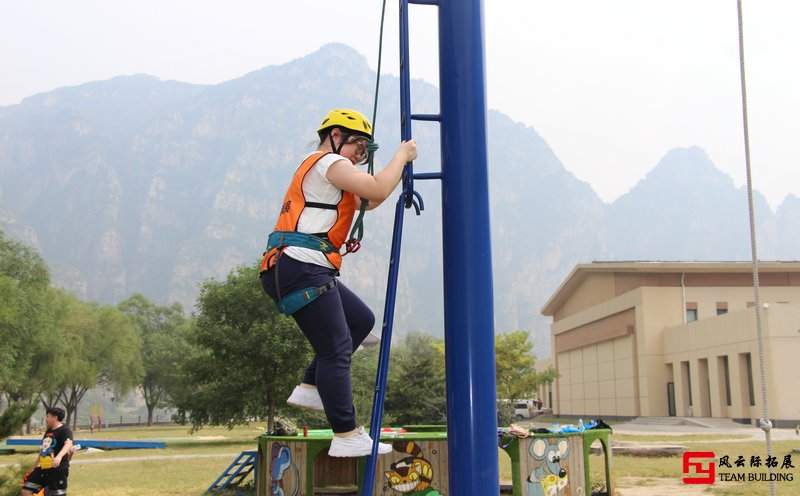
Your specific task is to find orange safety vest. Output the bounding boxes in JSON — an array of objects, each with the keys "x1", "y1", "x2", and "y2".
[{"x1": 261, "y1": 152, "x2": 357, "y2": 272}]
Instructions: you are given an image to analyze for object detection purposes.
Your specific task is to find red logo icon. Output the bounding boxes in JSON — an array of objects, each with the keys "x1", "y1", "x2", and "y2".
[{"x1": 683, "y1": 451, "x2": 716, "y2": 484}]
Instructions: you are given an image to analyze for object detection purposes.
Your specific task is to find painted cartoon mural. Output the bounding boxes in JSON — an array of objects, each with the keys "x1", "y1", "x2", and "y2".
[
  {"x1": 525, "y1": 438, "x2": 571, "y2": 496},
  {"x1": 270, "y1": 443, "x2": 300, "y2": 496},
  {"x1": 384, "y1": 441, "x2": 445, "y2": 495}
]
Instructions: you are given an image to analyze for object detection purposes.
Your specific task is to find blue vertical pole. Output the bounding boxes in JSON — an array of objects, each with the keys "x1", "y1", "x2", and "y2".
[
  {"x1": 438, "y1": 0, "x2": 498, "y2": 494},
  {"x1": 399, "y1": 0, "x2": 415, "y2": 192}
]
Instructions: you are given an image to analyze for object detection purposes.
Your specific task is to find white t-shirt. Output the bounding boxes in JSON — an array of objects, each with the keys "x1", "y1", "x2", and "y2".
[{"x1": 284, "y1": 152, "x2": 353, "y2": 269}]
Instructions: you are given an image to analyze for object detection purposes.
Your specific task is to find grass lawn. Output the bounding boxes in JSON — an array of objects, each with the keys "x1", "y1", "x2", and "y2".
[
  {"x1": 2, "y1": 424, "x2": 266, "y2": 496},
  {"x1": 69, "y1": 456, "x2": 248, "y2": 496}
]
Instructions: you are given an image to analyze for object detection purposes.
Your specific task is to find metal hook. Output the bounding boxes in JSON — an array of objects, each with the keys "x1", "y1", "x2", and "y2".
[
  {"x1": 402, "y1": 168, "x2": 415, "y2": 209},
  {"x1": 402, "y1": 188, "x2": 424, "y2": 215},
  {"x1": 412, "y1": 190, "x2": 424, "y2": 212},
  {"x1": 345, "y1": 238, "x2": 361, "y2": 254}
]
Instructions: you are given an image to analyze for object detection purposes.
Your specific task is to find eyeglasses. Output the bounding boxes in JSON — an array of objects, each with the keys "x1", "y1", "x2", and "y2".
[{"x1": 345, "y1": 135, "x2": 370, "y2": 162}]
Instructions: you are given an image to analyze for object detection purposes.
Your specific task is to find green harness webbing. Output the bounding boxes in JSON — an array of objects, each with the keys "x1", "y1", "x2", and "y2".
[
  {"x1": 266, "y1": 231, "x2": 339, "y2": 315},
  {"x1": 276, "y1": 279, "x2": 337, "y2": 316},
  {"x1": 346, "y1": 141, "x2": 379, "y2": 252},
  {"x1": 266, "y1": 231, "x2": 336, "y2": 255}
]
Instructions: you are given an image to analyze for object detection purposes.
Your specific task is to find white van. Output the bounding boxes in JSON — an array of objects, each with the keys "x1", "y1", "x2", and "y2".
[
  {"x1": 498, "y1": 399, "x2": 540, "y2": 421},
  {"x1": 513, "y1": 400, "x2": 534, "y2": 420}
]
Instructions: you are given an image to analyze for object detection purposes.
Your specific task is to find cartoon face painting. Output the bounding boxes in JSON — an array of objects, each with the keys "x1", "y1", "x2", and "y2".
[
  {"x1": 525, "y1": 438, "x2": 571, "y2": 496},
  {"x1": 383, "y1": 441, "x2": 444, "y2": 495},
  {"x1": 270, "y1": 443, "x2": 299, "y2": 496},
  {"x1": 40, "y1": 435, "x2": 55, "y2": 457}
]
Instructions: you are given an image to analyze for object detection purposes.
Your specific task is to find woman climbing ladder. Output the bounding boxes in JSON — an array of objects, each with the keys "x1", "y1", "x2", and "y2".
[{"x1": 260, "y1": 108, "x2": 417, "y2": 457}]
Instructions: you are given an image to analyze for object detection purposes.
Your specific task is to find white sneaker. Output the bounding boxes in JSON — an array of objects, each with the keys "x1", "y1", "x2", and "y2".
[
  {"x1": 286, "y1": 385, "x2": 324, "y2": 412},
  {"x1": 328, "y1": 427, "x2": 392, "y2": 457}
]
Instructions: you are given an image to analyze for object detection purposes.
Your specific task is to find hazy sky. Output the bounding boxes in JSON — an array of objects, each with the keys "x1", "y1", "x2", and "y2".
[{"x1": 2, "y1": 1, "x2": 798, "y2": 209}]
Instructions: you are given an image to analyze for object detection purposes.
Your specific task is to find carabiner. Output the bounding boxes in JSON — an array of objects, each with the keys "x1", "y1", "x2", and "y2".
[{"x1": 345, "y1": 238, "x2": 362, "y2": 254}]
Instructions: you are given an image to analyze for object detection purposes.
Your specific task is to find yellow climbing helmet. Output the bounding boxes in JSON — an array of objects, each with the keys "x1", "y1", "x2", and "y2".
[{"x1": 317, "y1": 109, "x2": 373, "y2": 139}]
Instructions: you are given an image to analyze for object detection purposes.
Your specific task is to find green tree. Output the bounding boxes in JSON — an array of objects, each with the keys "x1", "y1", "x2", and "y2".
[
  {"x1": 172, "y1": 262, "x2": 312, "y2": 431},
  {"x1": 0, "y1": 270, "x2": 38, "y2": 439},
  {"x1": 350, "y1": 346, "x2": 390, "y2": 427},
  {"x1": 536, "y1": 366, "x2": 559, "y2": 390},
  {"x1": 0, "y1": 231, "x2": 52, "y2": 438},
  {"x1": 40, "y1": 292, "x2": 143, "y2": 428},
  {"x1": 0, "y1": 466, "x2": 28, "y2": 496},
  {"x1": 495, "y1": 330, "x2": 539, "y2": 403},
  {"x1": 385, "y1": 332, "x2": 447, "y2": 426},
  {"x1": 0, "y1": 231, "x2": 50, "y2": 289},
  {"x1": 0, "y1": 404, "x2": 35, "y2": 442},
  {"x1": 119, "y1": 294, "x2": 190, "y2": 426}
]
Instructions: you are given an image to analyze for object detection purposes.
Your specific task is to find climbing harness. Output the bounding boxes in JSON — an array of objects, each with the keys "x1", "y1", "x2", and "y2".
[
  {"x1": 266, "y1": 0, "x2": 391, "y2": 320},
  {"x1": 266, "y1": 231, "x2": 336, "y2": 255},
  {"x1": 263, "y1": 106, "x2": 385, "y2": 316},
  {"x1": 264, "y1": 231, "x2": 338, "y2": 315},
  {"x1": 275, "y1": 281, "x2": 336, "y2": 317},
  {"x1": 261, "y1": 151, "x2": 357, "y2": 315},
  {"x1": 266, "y1": 0, "x2": 390, "y2": 318}
]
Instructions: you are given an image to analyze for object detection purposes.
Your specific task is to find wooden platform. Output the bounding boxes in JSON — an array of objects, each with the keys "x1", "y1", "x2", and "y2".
[
  {"x1": 257, "y1": 427, "x2": 613, "y2": 496},
  {"x1": 258, "y1": 429, "x2": 450, "y2": 495}
]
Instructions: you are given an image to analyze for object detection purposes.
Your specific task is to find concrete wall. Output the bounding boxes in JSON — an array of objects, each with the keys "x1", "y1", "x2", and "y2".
[
  {"x1": 663, "y1": 302, "x2": 800, "y2": 423},
  {"x1": 556, "y1": 335, "x2": 637, "y2": 417},
  {"x1": 763, "y1": 304, "x2": 800, "y2": 423}
]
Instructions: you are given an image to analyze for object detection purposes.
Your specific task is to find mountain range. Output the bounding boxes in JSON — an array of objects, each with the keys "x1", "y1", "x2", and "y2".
[{"x1": 1, "y1": 43, "x2": 796, "y2": 355}]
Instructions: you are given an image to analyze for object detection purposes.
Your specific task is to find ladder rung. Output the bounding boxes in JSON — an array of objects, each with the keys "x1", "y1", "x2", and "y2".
[
  {"x1": 411, "y1": 113, "x2": 441, "y2": 122},
  {"x1": 414, "y1": 172, "x2": 441, "y2": 180}
]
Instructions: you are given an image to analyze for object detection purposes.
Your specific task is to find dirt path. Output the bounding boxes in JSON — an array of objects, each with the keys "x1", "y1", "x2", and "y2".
[{"x1": 616, "y1": 476, "x2": 737, "y2": 495}]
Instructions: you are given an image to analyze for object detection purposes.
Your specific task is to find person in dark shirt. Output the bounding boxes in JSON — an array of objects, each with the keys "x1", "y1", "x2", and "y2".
[{"x1": 22, "y1": 407, "x2": 74, "y2": 496}]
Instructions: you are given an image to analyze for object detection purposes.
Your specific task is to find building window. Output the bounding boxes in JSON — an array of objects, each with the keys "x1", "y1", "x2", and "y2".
[
  {"x1": 744, "y1": 353, "x2": 755, "y2": 406},
  {"x1": 721, "y1": 356, "x2": 731, "y2": 406},
  {"x1": 685, "y1": 302, "x2": 698, "y2": 322},
  {"x1": 716, "y1": 302, "x2": 728, "y2": 315},
  {"x1": 716, "y1": 308, "x2": 728, "y2": 316},
  {"x1": 683, "y1": 361, "x2": 693, "y2": 406}
]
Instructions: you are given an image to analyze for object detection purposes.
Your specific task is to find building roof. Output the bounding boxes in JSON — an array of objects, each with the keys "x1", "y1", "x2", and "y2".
[{"x1": 540, "y1": 261, "x2": 800, "y2": 316}]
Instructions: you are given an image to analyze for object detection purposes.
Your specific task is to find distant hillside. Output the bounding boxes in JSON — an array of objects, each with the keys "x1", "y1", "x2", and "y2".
[
  {"x1": 1, "y1": 44, "x2": 792, "y2": 355},
  {"x1": 606, "y1": 147, "x2": 776, "y2": 261}
]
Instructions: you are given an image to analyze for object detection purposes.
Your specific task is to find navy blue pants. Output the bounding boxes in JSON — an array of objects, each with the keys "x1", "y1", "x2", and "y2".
[{"x1": 261, "y1": 256, "x2": 375, "y2": 433}]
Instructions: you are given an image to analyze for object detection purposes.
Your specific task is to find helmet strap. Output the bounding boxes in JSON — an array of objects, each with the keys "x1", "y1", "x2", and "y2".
[
  {"x1": 327, "y1": 133, "x2": 339, "y2": 154},
  {"x1": 328, "y1": 129, "x2": 352, "y2": 156}
]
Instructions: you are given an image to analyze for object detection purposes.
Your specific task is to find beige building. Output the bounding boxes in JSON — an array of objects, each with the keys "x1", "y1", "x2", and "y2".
[{"x1": 539, "y1": 262, "x2": 800, "y2": 427}]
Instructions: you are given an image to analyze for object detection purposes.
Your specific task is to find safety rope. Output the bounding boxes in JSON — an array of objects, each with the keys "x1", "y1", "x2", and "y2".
[
  {"x1": 736, "y1": 2, "x2": 775, "y2": 495},
  {"x1": 346, "y1": 0, "x2": 389, "y2": 251}
]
